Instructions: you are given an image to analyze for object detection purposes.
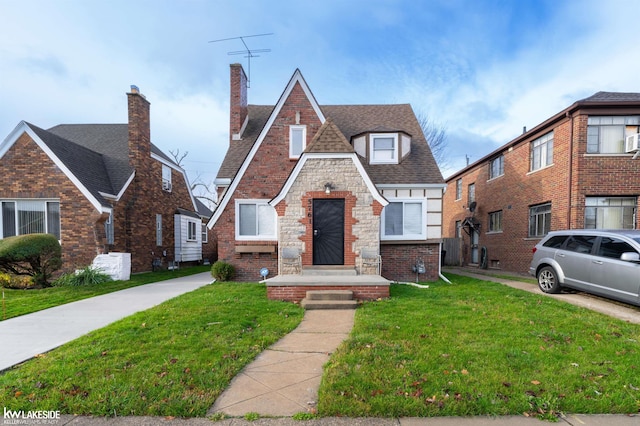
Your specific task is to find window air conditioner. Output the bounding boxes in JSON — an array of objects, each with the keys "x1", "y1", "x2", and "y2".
[
  {"x1": 162, "y1": 180, "x2": 172, "y2": 191},
  {"x1": 625, "y1": 134, "x2": 640, "y2": 153}
]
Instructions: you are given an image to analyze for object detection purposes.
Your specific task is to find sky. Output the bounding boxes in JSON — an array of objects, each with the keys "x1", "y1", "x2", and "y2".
[{"x1": 2, "y1": 0, "x2": 640, "y2": 204}]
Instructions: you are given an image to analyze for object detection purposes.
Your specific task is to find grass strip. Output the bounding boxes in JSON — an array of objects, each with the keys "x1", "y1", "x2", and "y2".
[
  {"x1": 1, "y1": 265, "x2": 211, "y2": 320},
  {"x1": 0, "y1": 282, "x2": 304, "y2": 417},
  {"x1": 319, "y1": 274, "x2": 640, "y2": 419}
]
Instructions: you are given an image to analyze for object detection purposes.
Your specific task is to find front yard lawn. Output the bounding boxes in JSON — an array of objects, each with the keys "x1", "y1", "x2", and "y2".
[
  {"x1": 0, "y1": 282, "x2": 304, "y2": 417},
  {"x1": 319, "y1": 274, "x2": 640, "y2": 419},
  {"x1": 0, "y1": 265, "x2": 211, "y2": 320},
  {"x1": 1, "y1": 274, "x2": 638, "y2": 419}
]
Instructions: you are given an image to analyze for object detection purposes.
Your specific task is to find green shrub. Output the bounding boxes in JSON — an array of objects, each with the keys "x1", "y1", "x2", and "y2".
[
  {"x1": 0, "y1": 234, "x2": 62, "y2": 287},
  {"x1": 211, "y1": 261, "x2": 235, "y2": 282},
  {"x1": 0, "y1": 272, "x2": 35, "y2": 289},
  {"x1": 54, "y1": 266, "x2": 113, "y2": 287}
]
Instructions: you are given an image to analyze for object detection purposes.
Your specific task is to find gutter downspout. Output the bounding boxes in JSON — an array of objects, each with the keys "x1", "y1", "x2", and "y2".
[
  {"x1": 566, "y1": 112, "x2": 574, "y2": 228},
  {"x1": 439, "y1": 241, "x2": 452, "y2": 284}
]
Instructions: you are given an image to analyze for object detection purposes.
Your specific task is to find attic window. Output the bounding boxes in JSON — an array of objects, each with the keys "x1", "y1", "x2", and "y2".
[
  {"x1": 370, "y1": 133, "x2": 399, "y2": 164},
  {"x1": 162, "y1": 165, "x2": 172, "y2": 192},
  {"x1": 289, "y1": 125, "x2": 307, "y2": 158}
]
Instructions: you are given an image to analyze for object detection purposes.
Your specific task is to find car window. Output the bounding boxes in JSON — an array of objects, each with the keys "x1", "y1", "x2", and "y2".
[
  {"x1": 542, "y1": 235, "x2": 568, "y2": 248},
  {"x1": 564, "y1": 235, "x2": 597, "y2": 254},
  {"x1": 597, "y1": 237, "x2": 638, "y2": 259}
]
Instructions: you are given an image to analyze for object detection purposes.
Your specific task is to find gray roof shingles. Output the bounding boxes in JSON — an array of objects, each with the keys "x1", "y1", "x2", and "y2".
[
  {"x1": 216, "y1": 103, "x2": 444, "y2": 185},
  {"x1": 26, "y1": 123, "x2": 178, "y2": 208}
]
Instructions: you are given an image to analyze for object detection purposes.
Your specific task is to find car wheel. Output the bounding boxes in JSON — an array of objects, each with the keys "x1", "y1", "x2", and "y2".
[{"x1": 537, "y1": 266, "x2": 561, "y2": 294}]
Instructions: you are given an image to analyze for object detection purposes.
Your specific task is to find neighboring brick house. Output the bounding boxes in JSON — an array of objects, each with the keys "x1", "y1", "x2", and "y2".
[
  {"x1": 0, "y1": 86, "x2": 211, "y2": 274},
  {"x1": 208, "y1": 64, "x2": 445, "y2": 300},
  {"x1": 443, "y1": 92, "x2": 640, "y2": 273}
]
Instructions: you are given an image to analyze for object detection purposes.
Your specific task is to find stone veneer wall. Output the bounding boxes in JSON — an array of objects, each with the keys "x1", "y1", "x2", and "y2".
[{"x1": 276, "y1": 157, "x2": 382, "y2": 274}]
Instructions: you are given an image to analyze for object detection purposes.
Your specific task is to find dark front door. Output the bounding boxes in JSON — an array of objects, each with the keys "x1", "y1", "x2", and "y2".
[{"x1": 313, "y1": 199, "x2": 344, "y2": 265}]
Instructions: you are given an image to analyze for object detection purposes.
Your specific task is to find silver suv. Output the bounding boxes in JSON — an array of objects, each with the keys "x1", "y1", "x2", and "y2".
[{"x1": 529, "y1": 229, "x2": 640, "y2": 306}]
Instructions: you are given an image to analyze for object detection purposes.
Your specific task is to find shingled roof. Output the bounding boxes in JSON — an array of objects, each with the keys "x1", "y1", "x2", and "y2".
[
  {"x1": 216, "y1": 103, "x2": 444, "y2": 185},
  {"x1": 578, "y1": 91, "x2": 640, "y2": 103},
  {"x1": 305, "y1": 118, "x2": 354, "y2": 154},
  {"x1": 23, "y1": 122, "x2": 178, "y2": 208}
]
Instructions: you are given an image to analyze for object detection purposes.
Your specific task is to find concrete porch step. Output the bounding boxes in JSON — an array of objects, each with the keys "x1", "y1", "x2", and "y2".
[
  {"x1": 300, "y1": 299, "x2": 358, "y2": 310},
  {"x1": 300, "y1": 289, "x2": 357, "y2": 310},
  {"x1": 302, "y1": 266, "x2": 357, "y2": 276},
  {"x1": 306, "y1": 290, "x2": 353, "y2": 300}
]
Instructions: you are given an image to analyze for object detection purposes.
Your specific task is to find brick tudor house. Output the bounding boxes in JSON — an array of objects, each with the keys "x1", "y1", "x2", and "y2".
[
  {"x1": 443, "y1": 92, "x2": 640, "y2": 273},
  {"x1": 0, "y1": 86, "x2": 215, "y2": 275},
  {"x1": 209, "y1": 64, "x2": 445, "y2": 301}
]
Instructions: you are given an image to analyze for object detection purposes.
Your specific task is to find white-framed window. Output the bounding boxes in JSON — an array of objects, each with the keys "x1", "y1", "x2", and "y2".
[
  {"x1": 455, "y1": 179, "x2": 462, "y2": 200},
  {"x1": 370, "y1": 133, "x2": 398, "y2": 164},
  {"x1": 289, "y1": 125, "x2": 307, "y2": 158},
  {"x1": 156, "y1": 214, "x2": 162, "y2": 246},
  {"x1": 585, "y1": 197, "x2": 636, "y2": 229},
  {"x1": 587, "y1": 116, "x2": 640, "y2": 154},
  {"x1": 235, "y1": 200, "x2": 277, "y2": 240},
  {"x1": 1, "y1": 200, "x2": 60, "y2": 239},
  {"x1": 488, "y1": 210, "x2": 502, "y2": 233},
  {"x1": 187, "y1": 220, "x2": 198, "y2": 241},
  {"x1": 529, "y1": 203, "x2": 551, "y2": 237},
  {"x1": 530, "y1": 132, "x2": 553, "y2": 171},
  {"x1": 489, "y1": 155, "x2": 504, "y2": 179},
  {"x1": 381, "y1": 199, "x2": 426, "y2": 240},
  {"x1": 162, "y1": 164, "x2": 172, "y2": 192},
  {"x1": 201, "y1": 223, "x2": 208, "y2": 243}
]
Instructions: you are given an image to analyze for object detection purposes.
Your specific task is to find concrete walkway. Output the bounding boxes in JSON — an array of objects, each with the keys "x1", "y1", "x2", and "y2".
[
  {"x1": 444, "y1": 267, "x2": 640, "y2": 324},
  {"x1": 0, "y1": 272, "x2": 212, "y2": 372},
  {"x1": 208, "y1": 309, "x2": 356, "y2": 417}
]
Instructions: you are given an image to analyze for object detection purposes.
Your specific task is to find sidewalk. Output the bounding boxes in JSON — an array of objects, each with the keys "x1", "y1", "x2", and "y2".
[
  {"x1": 0, "y1": 272, "x2": 212, "y2": 372},
  {"x1": 1, "y1": 270, "x2": 638, "y2": 425},
  {"x1": 28, "y1": 412, "x2": 639, "y2": 425}
]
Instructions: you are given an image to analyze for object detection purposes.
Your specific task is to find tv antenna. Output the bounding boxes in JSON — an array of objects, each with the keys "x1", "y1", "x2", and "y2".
[{"x1": 208, "y1": 33, "x2": 273, "y2": 87}]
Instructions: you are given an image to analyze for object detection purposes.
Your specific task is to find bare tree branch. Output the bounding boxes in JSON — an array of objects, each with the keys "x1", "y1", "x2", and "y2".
[
  {"x1": 417, "y1": 113, "x2": 450, "y2": 171},
  {"x1": 169, "y1": 148, "x2": 189, "y2": 167},
  {"x1": 168, "y1": 150, "x2": 218, "y2": 209}
]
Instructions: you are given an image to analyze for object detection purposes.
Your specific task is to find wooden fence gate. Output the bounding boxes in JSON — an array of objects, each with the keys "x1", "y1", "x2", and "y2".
[{"x1": 442, "y1": 238, "x2": 463, "y2": 266}]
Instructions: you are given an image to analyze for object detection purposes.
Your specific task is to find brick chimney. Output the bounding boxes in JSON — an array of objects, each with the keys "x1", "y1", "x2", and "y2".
[
  {"x1": 127, "y1": 85, "x2": 151, "y2": 170},
  {"x1": 230, "y1": 63, "x2": 248, "y2": 140}
]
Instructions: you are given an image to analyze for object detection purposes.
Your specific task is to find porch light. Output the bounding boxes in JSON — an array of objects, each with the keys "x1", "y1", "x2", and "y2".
[{"x1": 324, "y1": 182, "x2": 335, "y2": 194}]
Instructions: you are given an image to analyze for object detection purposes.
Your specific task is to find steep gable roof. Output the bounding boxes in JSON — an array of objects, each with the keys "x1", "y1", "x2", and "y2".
[
  {"x1": 215, "y1": 103, "x2": 444, "y2": 185},
  {"x1": 305, "y1": 118, "x2": 354, "y2": 154},
  {"x1": 1, "y1": 120, "x2": 186, "y2": 212},
  {"x1": 209, "y1": 69, "x2": 326, "y2": 226}
]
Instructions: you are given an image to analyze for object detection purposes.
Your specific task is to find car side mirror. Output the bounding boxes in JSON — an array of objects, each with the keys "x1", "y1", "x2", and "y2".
[{"x1": 620, "y1": 252, "x2": 640, "y2": 262}]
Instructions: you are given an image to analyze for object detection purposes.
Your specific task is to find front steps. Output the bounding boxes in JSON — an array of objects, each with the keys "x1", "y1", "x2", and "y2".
[{"x1": 300, "y1": 290, "x2": 358, "y2": 310}]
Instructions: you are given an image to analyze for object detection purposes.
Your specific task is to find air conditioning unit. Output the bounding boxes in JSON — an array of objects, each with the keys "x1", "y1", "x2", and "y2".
[
  {"x1": 162, "y1": 180, "x2": 172, "y2": 191},
  {"x1": 625, "y1": 134, "x2": 640, "y2": 153}
]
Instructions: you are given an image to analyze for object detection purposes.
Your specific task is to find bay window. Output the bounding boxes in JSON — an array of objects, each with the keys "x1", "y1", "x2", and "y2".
[{"x1": 371, "y1": 133, "x2": 399, "y2": 164}]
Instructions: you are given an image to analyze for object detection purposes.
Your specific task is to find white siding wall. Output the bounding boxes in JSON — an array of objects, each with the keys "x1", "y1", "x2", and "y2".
[{"x1": 174, "y1": 214, "x2": 203, "y2": 262}]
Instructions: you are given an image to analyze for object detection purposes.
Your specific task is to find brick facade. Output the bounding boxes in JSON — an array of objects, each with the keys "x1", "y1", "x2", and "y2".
[
  {"x1": 1, "y1": 89, "x2": 204, "y2": 275},
  {"x1": 444, "y1": 101, "x2": 640, "y2": 274},
  {"x1": 213, "y1": 81, "x2": 323, "y2": 281},
  {"x1": 0, "y1": 133, "x2": 103, "y2": 270},
  {"x1": 211, "y1": 65, "x2": 445, "y2": 288},
  {"x1": 267, "y1": 285, "x2": 389, "y2": 302}
]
